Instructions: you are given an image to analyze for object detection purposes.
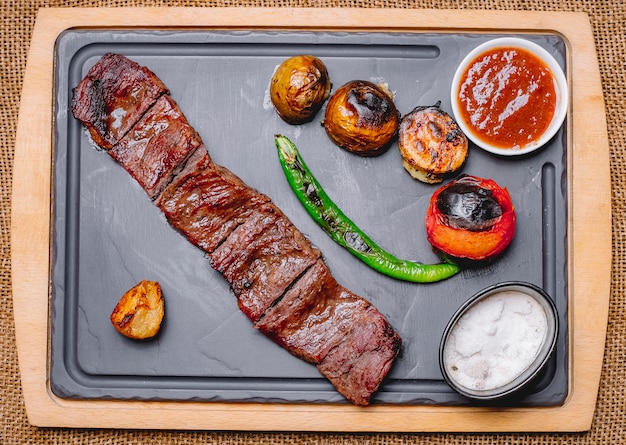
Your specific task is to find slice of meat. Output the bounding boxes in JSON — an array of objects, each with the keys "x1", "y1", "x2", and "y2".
[
  {"x1": 110, "y1": 95, "x2": 203, "y2": 199},
  {"x1": 209, "y1": 203, "x2": 321, "y2": 322},
  {"x1": 318, "y1": 303, "x2": 401, "y2": 406},
  {"x1": 255, "y1": 259, "x2": 353, "y2": 363},
  {"x1": 156, "y1": 149, "x2": 271, "y2": 254},
  {"x1": 71, "y1": 52, "x2": 168, "y2": 149},
  {"x1": 256, "y1": 259, "x2": 401, "y2": 405}
]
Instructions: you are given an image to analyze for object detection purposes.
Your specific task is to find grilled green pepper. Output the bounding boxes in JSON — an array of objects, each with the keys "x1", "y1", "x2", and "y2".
[{"x1": 275, "y1": 134, "x2": 460, "y2": 283}]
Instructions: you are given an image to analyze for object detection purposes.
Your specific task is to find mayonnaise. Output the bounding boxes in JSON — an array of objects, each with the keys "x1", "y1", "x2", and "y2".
[{"x1": 443, "y1": 290, "x2": 548, "y2": 391}]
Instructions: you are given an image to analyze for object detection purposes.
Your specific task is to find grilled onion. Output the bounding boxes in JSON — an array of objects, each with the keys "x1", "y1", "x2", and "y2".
[
  {"x1": 398, "y1": 102, "x2": 468, "y2": 183},
  {"x1": 323, "y1": 80, "x2": 400, "y2": 156}
]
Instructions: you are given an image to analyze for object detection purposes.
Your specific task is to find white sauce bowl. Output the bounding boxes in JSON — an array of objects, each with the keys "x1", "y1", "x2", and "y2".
[
  {"x1": 450, "y1": 37, "x2": 569, "y2": 156},
  {"x1": 439, "y1": 281, "x2": 558, "y2": 400}
]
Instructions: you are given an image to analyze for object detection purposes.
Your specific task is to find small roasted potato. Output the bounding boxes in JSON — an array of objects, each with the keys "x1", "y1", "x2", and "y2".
[
  {"x1": 110, "y1": 280, "x2": 165, "y2": 340},
  {"x1": 398, "y1": 102, "x2": 468, "y2": 184},
  {"x1": 270, "y1": 55, "x2": 332, "y2": 124},
  {"x1": 323, "y1": 80, "x2": 400, "y2": 156}
]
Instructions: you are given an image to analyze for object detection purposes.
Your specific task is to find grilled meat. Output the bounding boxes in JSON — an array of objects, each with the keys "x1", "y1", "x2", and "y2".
[
  {"x1": 318, "y1": 302, "x2": 402, "y2": 406},
  {"x1": 255, "y1": 259, "x2": 347, "y2": 364},
  {"x1": 71, "y1": 53, "x2": 401, "y2": 406},
  {"x1": 156, "y1": 148, "x2": 272, "y2": 254},
  {"x1": 256, "y1": 259, "x2": 401, "y2": 406},
  {"x1": 208, "y1": 202, "x2": 321, "y2": 322},
  {"x1": 71, "y1": 52, "x2": 169, "y2": 150},
  {"x1": 111, "y1": 95, "x2": 203, "y2": 199}
]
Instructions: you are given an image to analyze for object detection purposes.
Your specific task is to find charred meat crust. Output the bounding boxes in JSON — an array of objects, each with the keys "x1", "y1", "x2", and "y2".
[
  {"x1": 71, "y1": 53, "x2": 401, "y2": 406},
  {"x1": 71, "y1": 52, "x2": 169, "y2": 150}
]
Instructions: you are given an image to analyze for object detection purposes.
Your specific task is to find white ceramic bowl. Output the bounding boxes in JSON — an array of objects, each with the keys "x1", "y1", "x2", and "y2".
[
  {"x1": 439, "y1": 282, "x2": 558, "y2": 401},
  {"x1": 450, "y1": 37, "x2": 569, "y2": 156}
]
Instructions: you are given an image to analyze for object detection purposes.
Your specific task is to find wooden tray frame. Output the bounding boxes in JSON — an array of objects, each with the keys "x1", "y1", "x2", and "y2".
[{"x1": 12, "y1": 7, "x2": 610, "y2": 432}]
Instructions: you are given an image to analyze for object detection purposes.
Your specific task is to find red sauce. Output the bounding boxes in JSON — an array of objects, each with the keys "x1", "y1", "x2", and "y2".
[{"x1": 458, "y1": 46, "x2": 556, "y2": 149}]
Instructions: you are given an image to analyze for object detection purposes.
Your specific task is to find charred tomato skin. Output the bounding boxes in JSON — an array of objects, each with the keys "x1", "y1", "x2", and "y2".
[{"x1": 425, "y1": 175, "x2": 516, "y2": 263}]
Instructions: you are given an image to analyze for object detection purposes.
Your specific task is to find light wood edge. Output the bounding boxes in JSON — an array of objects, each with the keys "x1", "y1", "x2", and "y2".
[{"x1": 11, "y1": 7, "x2": 611, "y2": 432}]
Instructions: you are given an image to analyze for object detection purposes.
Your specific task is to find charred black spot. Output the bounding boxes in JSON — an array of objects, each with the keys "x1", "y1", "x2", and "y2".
[
  {"x1": 303, "y1": 182, "x2": 323, "y2": 208},
  {"x1": 321, "y1": 213, "x2": 337, "y2": 230},
  {"x1": 437, "y1": 177, "x2": 502, "y2": 231},
  {"x1": 446, "y1": 128, "x2": 463, "y2": 142},
  {"x1": 345, "y1": 82, "x2": 397, "y2": 128},
  {"x1": 343, "y1": 231, "x2": 373, "y2": 253}
]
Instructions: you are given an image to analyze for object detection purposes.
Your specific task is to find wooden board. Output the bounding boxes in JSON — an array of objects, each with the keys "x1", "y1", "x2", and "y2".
[{"x1": 11, "y1": 7, "x2": 610, "y2": 432}]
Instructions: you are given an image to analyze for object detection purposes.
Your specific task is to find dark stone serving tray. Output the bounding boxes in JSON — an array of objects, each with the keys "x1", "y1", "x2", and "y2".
[{"x1": 50, "y1": 29, "x2": 568, "y2": 406}]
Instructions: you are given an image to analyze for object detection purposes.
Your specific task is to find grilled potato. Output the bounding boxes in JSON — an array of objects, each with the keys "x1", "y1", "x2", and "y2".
[
  {"x1": 398, "y1": 102, "x2": 468, "y2": 183},
  {"x1": 270, "y1": 55, "x2": 332, "y2": 124},
  {"x1": 110, "y1": 280, "x2": 165, "y2": 340}
]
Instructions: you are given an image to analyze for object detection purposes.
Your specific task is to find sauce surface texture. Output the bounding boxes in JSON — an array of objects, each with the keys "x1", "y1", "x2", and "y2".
[
  {"x1": 458, "y1": 46, "x2": 556, "y2": 149},
  {"x1": 443, "y1": 290, "x2": 548, "y2": 392}
]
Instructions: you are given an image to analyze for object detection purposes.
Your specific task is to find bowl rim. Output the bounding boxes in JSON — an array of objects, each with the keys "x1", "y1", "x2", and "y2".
[
  {"x1": 450, "y1": 37, "x2": 569, "y2": 156},
  {"x1": 439, "y1": 281, "x2": 559, "y2": 400}
]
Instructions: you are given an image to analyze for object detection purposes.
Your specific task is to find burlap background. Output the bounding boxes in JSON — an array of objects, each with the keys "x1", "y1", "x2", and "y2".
[{"x1": 2, "y1": 0, "x2": 624, "y2": 443}]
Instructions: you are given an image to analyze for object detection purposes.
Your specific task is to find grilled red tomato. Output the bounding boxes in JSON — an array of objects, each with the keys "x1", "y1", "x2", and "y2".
[{"x1": 425, "y1": 175, "x2": 516, "y2": 263}]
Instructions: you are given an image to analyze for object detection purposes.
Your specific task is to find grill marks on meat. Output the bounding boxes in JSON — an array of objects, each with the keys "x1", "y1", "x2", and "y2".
[
  {"x1": 156, "y1": 148, "x2": 272, "y2": 254},
  {"x1": 71, "y1": 53, "x2": 169, "y2": 150},
  {"x1": 256, "y1": 259, "x2": 401, "y2": 406},
  {"x1": 71, "y1": 53, "x2": 401, "y2": 406},
  {"x1": 209, "y1": 203, "x2": 321, "y2": 322},
  {"x1": 256, "y1": 259, "x2": 364, "y2": 364},
  {"x1": 111, "y1": 95, "x2": 203, "y2": 199}
]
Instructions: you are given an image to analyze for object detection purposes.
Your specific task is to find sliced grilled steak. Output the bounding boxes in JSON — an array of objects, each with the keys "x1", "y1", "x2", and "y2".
[
  {"x1": 156, "y1": 148, "x2": 271, "y2": 253},
  {"x1": 71, "y1": 53, "x2": 401, "y2": 406},
  {"x1": 209, "y1": 202, "x2": 321, "y2": 322},
  {"x1": 256, "y1": 259, "x2": 401, "y2": 405},
  {"x1": 317, "y1": 303, "x2": 402, "y2": 406},
  {"x1": 111, "y1": 95, "x2": 203, "y2": 199},
  {"x1": 255, "y1": 259, "x2": 351, "y2": 364},
  {"x1": 71, "y1": 52, "x2": 168, "y2": 149}
]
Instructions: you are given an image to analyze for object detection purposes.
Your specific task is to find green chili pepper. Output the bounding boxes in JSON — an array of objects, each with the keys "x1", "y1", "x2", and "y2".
[{"x1": 275, "y1": 134, "x2": 460, "y2": 283}]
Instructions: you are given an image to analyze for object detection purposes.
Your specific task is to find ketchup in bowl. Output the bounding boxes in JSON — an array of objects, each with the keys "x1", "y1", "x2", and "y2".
[
  {"x1": 458, "y1": 46, "x2": 555, "y2": 148},
  {"x1": 451, "y1": 38, "x2": 568, "y2": 156}
]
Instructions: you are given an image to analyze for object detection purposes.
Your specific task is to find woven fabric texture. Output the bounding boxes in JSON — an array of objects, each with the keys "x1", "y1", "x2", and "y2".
[{"x1": 2, "y1": 0, "x2": 625, "y2": 443}]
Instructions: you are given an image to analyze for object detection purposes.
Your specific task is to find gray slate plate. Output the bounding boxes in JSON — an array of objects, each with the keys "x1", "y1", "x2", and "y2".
[{"x1": 51, "y1": 29, "x2": 568, "y2": 406}]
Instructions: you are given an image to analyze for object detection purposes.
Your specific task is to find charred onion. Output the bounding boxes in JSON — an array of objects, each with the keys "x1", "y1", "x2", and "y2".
[
  {"x1": 323, "y1": 80, "x2": 400, "y2": 156},
  {"x1": 398, "y1": 102, "x2": 468, "y2": 184}
]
